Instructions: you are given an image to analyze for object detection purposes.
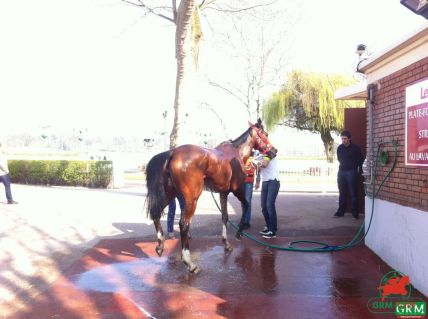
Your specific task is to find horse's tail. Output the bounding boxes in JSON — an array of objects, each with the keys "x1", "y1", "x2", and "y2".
[{"x1": 145, "y1": 150, "x2": 172, "y2": 221}]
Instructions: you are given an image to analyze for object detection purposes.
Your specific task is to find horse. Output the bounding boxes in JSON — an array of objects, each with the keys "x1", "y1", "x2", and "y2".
[{"x1": 145, "y1": 119, "x2": 277, "y2": 273}]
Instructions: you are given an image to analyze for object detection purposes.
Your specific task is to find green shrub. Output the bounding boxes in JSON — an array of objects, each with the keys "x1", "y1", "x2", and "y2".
[
  {"x1": 60, "y1": 161, "x2": 88, "y2": 186},
  {"x1": 88, "y1": 161, "x2": 113, "y2": 188},
  {"x1": 8, "y1": 160, "x2": 113, "y2": 188}
]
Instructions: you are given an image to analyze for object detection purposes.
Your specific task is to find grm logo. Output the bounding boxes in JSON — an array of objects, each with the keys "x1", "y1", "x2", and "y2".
[{"x1": 395, "y1": 301, "x2": 426, "y2": 318}]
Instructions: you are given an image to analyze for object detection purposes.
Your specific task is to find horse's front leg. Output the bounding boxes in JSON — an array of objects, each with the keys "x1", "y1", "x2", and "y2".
[
  {"x1": 233, "y1": 185, "x2": 248, "y2": 240},
  {"x1": 220, "y1": 192, "x2": 233, "y2": 252},
  {"x1": 153, "y1": 218, "x2": 165, "y2": 256},
  {"x1": 179, "y1": 202, "x2": 200, "y2": 274}
]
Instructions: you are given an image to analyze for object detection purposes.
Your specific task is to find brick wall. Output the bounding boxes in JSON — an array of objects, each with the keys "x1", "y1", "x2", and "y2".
[{"x1": 369, "y1": 56, "x2": 428, "y2": 211}]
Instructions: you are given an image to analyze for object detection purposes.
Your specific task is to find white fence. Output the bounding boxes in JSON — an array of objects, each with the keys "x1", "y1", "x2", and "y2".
[
  {"x1": 122, "y1": 159, "x2": 339, "y2": 193},
  {"x1": 277, "y1": 160, "x2": 338, "y2": 193}
]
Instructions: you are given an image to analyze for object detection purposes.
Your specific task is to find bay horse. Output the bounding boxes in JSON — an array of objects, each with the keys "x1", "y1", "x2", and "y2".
[{"x1": 145, "y1": 119, "x2": 277, "y2": 273}]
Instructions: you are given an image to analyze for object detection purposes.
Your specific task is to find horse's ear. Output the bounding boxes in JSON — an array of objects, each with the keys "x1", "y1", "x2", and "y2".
[
  {"x1": 257, "y1": 118, "x2": 262, "y2": 126},
  {"x1": 248, "y1": 120, "x2": 253, "y2": 127}
]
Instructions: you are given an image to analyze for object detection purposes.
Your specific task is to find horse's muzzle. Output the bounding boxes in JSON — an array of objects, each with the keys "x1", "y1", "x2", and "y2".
[{"x1": 266, "y1": 147, "x2": 278, "y2": 159}]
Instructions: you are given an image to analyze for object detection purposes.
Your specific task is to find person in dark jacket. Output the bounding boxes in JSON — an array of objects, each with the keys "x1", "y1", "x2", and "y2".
[{"x1": 333, "y1": 130, "x2": 364, "y2": 220}]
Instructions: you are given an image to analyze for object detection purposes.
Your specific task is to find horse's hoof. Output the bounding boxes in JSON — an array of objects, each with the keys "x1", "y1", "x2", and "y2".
[
  {"x1": 235, "y1": 232, "x2": 242, "y2": 240},
  {"x1": 190, "y1": 266, "x2": 201, "y2": 274},
  {"x1": 155, "y1": 247, "x2": 163, "y2": 256},
  {"x1": 224, "y1": 244, "x2": 233, "y2": 252}
]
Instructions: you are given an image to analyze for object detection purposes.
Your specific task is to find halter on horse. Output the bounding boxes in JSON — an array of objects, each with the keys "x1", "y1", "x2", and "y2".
[{"x1": 145, "y1": 119, "x2": 277, "y2": 273}]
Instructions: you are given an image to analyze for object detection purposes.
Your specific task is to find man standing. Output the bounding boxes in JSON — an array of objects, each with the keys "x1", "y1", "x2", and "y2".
[
  {"x1": 255, "y1": 155, "x2": 280, "y2": 238},
  {"x1": 334, "y1": 130, "x2": 364, "y2": 219},
  {"x1": 0, "y1": 142, "x2": 18, "y2": 204}
]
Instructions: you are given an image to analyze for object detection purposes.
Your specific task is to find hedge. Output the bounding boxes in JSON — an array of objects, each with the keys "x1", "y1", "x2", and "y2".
[{"x1": 8, "y1": 160, "x2": 113, "y2": 188}]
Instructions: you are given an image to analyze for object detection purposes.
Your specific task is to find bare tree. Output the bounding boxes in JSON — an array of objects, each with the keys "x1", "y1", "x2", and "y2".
[
  {"x1": 205, "y1": 2, "x2": 300, "y2": 122},
  {"x1": 121, "y1": 0, "x2": 284, "y2": 148},
  {"x1": 122, "y1": 0, "x2": 199, "y2": 148}
]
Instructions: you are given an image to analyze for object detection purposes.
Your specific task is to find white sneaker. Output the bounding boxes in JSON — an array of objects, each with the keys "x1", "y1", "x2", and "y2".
[
  {"x1": 262, "y1": 231, "x2": 276, "y2": 239},
  {"x1": 259, "y1": 226, "x2": 269, "y2": 235}
]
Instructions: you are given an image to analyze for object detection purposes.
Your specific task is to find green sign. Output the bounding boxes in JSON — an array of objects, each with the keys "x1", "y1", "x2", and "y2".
[{"x1": 395, "y1": 301, "x2": 426, "y2": 318}]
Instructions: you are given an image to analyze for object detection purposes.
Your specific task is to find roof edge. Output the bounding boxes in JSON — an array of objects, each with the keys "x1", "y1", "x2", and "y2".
[
  {"x1": 359, "y1": 22, "x2": 428, "y2": 73},
  {"x1": 334, "y1": 81, "x2": 367, "y2": 100}
]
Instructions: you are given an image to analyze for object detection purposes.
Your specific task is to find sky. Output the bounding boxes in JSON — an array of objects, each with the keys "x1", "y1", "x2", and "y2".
[{"x1": 0, "y1": 0, "x2": 426, "y2": 143}]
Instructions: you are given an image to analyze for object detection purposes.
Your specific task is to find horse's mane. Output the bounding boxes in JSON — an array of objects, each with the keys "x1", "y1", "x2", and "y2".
[
  {"x1": 230, "y1": 128, "x2": 252, "y2": 148},
  {"x1": 218, "y1": 122, "x2": 264, "y2": 149},
  {"x1": 219, "y1": 139, "x2": 233, "y2": 145}
]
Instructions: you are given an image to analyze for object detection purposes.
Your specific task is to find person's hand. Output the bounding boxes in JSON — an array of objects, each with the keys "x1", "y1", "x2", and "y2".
[
  {"x1": 260, "y1": 157, "x2": 270, "y2": 168},
  {"x1": 252, "y1": 155, "x2": 263, "y2": 167}
]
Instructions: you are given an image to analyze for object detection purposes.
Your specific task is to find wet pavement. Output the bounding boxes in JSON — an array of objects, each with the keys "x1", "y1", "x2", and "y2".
[
  {"x1": 1, "y1": 185, "x2": 426, "y2": 318},
  {"x1": 7, "y1": 234, "x2": 428, "y2": 319}
]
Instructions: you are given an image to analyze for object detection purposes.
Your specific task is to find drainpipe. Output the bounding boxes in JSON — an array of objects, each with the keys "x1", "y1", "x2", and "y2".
[{"x1": 363, "y1": 83, "x2": 377, "y2": 193}]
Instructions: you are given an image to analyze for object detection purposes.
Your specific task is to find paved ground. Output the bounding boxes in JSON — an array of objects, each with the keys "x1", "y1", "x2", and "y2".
[{"x1": 1, "y1": 184, "x2": 425, "y2": 318}]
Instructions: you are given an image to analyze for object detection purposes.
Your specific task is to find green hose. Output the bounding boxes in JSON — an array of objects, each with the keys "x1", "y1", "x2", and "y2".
[{"x1": 214, "y1": 140, "x2": 398, "y2": 252}]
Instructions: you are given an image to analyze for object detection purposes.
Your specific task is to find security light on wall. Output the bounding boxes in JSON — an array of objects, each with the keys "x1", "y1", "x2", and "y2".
[
  {"x1": 355, "y1": 44, "x2": 367, "y2": 58},
  {"x1": 355, "y1": 44, "x2": 368, "y2": 74}
]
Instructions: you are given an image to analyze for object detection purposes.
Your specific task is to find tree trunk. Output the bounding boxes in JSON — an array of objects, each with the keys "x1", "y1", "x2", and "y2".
[
  {"x1": 169, "y1": 0, "x2": 196, "y2": 149},
  {"x1": 320, "y1": 130, "x2": 335, "y2": 163}
]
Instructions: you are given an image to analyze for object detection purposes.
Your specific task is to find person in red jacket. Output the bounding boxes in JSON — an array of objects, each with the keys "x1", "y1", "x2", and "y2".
[{"x1": 242, "y1": 151, "x2": 259, "y2": 230}]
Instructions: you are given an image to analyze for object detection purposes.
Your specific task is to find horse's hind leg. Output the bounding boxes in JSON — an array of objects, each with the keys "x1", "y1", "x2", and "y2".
[
  {"x1": 176, "y1": 194, "x2": 203, "y2": 274},
  {"x1": 153, "y1": 218, "x2": 165, "y2": 256},
  {"x1": 179, "y1": 219, "x2": 199, "y2": 274},
  {"x1": 220, "y1": 192, "x2": 233, "y2": 252}
]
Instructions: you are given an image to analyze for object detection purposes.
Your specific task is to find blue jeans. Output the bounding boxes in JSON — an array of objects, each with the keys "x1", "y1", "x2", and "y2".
[
  {"x1": 167, "y1": 195, "x2": 185, "y2": 233},
  {"x1": 0, "y1": 174, "x2": 13, "y2": 202},
  {"x1": 244, "y1": 182, "x2": 253, "y2": 224},
  {"x1": 337, "y1": 169, "x2": 358, "y2": 216},
  {"x1": 261, "y1": 179, "x2": 280, "y2": 233}
]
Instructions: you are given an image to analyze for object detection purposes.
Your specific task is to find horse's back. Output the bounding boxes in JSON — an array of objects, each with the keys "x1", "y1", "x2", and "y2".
[
  {"x1": 169, "y1": 144, "x2": 244, "y2": 193},
  {"x1": 169, "y1": 144, "x2": 210, "y2": 175}
]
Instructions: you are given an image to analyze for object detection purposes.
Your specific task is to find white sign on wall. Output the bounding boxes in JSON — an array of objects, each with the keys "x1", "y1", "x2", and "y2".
[{"x1": 405, "y1": 77, "x2": 428, "y2": 166}]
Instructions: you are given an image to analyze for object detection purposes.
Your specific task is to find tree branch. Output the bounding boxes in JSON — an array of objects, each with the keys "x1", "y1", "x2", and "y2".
[
  {"x1": 121, "y1": 0, "x2": 175, "y2": 23},
  {"x1": 203, "y1": 0, "x2": 280, "y2": 14},
  {"x1": 208, "y1": 79, "x2": 249, "y2": 109},
  {"x1": 198, "y1": 102, "x2": 228, "y2": 137}
]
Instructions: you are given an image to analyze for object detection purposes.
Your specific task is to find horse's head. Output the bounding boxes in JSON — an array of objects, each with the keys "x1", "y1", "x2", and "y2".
[{"x1": 249, "y1": 118, "x2": 278, "y2": 158}]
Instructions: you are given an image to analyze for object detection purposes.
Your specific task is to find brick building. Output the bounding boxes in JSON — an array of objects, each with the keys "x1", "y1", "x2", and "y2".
[{"x1": 335, "y1": 22, "x2": 428, "y2": 296}]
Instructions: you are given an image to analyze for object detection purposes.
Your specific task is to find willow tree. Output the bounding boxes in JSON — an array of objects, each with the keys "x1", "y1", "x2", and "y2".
[{"x1": 263, "y1": 70, "x2": 363, "y2": 162}]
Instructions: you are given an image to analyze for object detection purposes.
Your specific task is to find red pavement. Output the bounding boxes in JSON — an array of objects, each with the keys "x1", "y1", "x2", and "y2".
[
  {"x1": 8, "y1": 234, "x2": 427, "y2": 319},
  {"x1": 2, "y1": 187, "x2": 427, "y2": 319}
]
